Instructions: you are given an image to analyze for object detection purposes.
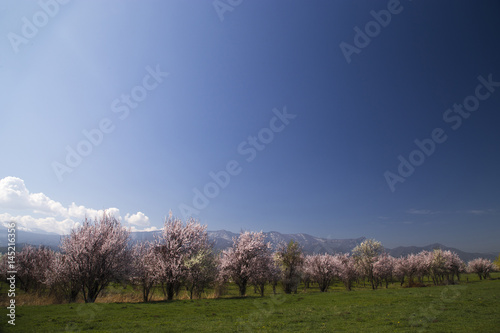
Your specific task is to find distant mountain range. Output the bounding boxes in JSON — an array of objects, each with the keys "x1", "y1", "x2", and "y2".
[
  {"x1": 387, "y1": 244, "x2": 495, "y2": 263},
  {"x1": 0, "y1": 229, "x2": 496, "y2": 262},
  {"x1": 206, "y1": 230, "x2": 368, "y2": 256}
]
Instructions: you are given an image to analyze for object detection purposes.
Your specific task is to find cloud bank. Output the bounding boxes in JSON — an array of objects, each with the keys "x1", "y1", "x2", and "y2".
[{"x1": 0, "y1": 176, "x2": 157, "y2": 234}]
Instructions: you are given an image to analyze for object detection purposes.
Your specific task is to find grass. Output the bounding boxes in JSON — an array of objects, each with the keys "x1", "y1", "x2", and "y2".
[{"x1": 1, "y1": 273, "x2": 499, "y2": 332}]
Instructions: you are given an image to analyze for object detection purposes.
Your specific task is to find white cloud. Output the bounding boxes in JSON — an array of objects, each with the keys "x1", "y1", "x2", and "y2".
[
  {"x1": 129, "y1": 225, "x2": 160, "y2": 233},
  {"x1": 125, "y1": 212, "x2": 150, "y2": 227},
  {"x1": 0, "y1": 213, "x2": 79, "y2": 235},
  {"x1": 466, "y1": 209, "x2": 495, "y2": 215},
  {"x1": 0, "y1": 177, "x2": 36, "y2": 209},
  {"x1": 0, "y1": 177, "x2": 67, "y2": 216},
  {"x1": 0, "y1": 176, "x2": 152, "y2": 234}
]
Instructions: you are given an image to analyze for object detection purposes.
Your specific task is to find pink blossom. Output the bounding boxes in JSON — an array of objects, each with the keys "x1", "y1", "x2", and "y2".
[
  {"x1": 60, "y1": 212, "x2": 131, "y2": 303},
  {"x1": 220, "y1": 231, "x2": 272, "y2": 296}
]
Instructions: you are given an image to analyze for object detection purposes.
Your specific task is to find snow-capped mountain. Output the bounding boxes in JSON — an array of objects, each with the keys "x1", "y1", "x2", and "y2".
[{"x1": 0, "y1": 229, "x2": 496, "y2": 261}]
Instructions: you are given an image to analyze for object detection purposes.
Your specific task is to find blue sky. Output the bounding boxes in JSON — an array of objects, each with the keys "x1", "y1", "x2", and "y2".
[{"x1": 1, "y1": 0, "x2": 499, "y2": 253}]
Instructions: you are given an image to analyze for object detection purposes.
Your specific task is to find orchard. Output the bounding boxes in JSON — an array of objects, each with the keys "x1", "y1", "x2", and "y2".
[{"x1": 0, "y1": 216, "x2": 498, "y2": 306}]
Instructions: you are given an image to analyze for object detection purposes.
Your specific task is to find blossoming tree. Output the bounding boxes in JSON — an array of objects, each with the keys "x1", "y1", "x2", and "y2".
[
  {"x1": 221, "y1": 231, "x2": 271, "y2": 296},
  {"x1": 60, "y1": 213, "x2": 131, "y2": 303}
]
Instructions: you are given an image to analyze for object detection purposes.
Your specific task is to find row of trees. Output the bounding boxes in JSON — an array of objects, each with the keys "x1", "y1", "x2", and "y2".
[
  {"x1": 1, "y1": 214, "x2": 498, "y2": 303},
  {"x1": 302, "y1": 239, "x2": 495, "y2": 292}
]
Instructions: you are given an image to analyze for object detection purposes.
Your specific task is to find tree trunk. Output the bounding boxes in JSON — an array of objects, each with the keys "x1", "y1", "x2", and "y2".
[
  {"x1": 189, "y1": 286, "x2": 194, "y2": 300},
  {"x1": 166, "y1": 282, "x2": 175, "y2": 300},
  {"x1": 69, "y1": 289, "x2": 79, "y2": 303},
  {"x1": 238, "y1": 282, "x2": 247, "y2": 296}
]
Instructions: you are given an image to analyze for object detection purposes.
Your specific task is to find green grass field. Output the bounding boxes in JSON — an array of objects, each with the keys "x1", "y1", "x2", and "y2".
[{"x1": 1, "y1": 273, "x2": 499, "y2": 332}]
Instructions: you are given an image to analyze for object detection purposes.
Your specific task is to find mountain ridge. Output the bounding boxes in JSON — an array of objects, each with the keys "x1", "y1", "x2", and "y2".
[{"x1": 0, "y1": 229, "x2": 496, "y2": 262}]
